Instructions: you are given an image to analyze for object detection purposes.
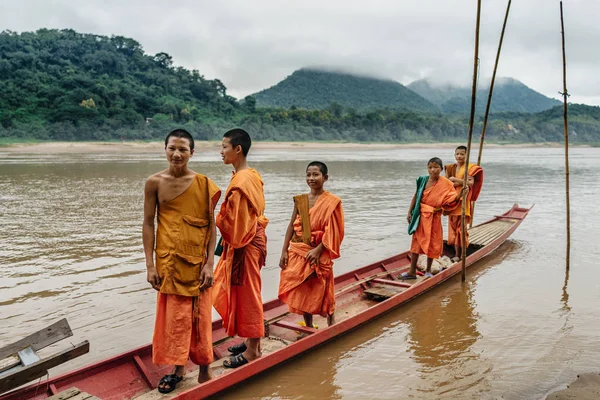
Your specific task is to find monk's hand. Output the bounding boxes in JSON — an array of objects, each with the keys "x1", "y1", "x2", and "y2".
[
  {"x1": 199, "y1": 263, "x2": 214, "y2": 291},
  {"x1": 279, "y1": 251, "x2": 288, "y2": 269},
  {"x1": 406, "y1": 212, "x2": 412, "y2": 224},
  {"x1": 146, "y1": 266, "x2": 161, "y2": 291},
  {"x1": 461, "y1": 186, "x2": 470, "y2": 197},
  {"x1": 305, "y1": 247, "x2": 322, "y2": 266}
]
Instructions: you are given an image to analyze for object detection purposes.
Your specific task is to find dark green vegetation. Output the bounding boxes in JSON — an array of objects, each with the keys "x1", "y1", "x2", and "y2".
[
  {"x1": 408, "y1": 78, "x2": 562, "y2": 114},
  {"x1": 1, "y1": 29, "x2": 599, "y2": 143},
  {"x1": 253, "y1": 68, "x2": 439, "y2": 112}
]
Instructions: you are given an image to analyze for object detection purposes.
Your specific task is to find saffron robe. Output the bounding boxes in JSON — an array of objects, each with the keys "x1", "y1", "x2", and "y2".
[
  {"x1": 410, "y1": 176, "x2": 459, "y2": 259},
  {"x1": 444, "y1": 163, "x2": 484, "y2": 247},
  {"x1": 278, "y1": 191, "x2": 344, "y2": 317},
  {"x1": 152, "y1": 174, "x2": 221, "y2": 366},
  {"x1": 213, "y1": 168, "x2": 269, "y2": 338}
]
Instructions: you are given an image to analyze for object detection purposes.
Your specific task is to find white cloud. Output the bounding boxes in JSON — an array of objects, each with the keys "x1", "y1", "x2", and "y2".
[{"x1": 1, "y1": 0, "x2": 598, "y2": 105}]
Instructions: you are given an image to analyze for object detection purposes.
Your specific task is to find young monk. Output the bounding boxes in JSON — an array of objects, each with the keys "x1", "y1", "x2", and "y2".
[
  {"x1": 278, "y1": 161, "x2": 344, "y2": 328},
  {"x1": 444, "y1": 146, "x2": 484, "y2": 262},
  {"x1": 212, "y1": 128, "x2": 269, "y2": 369},
  {"x1": 143, "y1": 129, "x2": 221, "y2": 393},
  {"x1": 402, "y1": 157, "x2": 468, "y2": 279}
]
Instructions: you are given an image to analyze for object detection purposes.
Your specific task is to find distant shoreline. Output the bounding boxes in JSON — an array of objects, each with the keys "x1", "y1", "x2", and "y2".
[{"x1": 0, "y1": 141, "x2": 590, "y2": 153}]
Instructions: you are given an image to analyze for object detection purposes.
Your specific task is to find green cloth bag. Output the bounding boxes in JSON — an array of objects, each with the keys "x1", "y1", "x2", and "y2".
[{"x1": 408, "y1": 176, "x2": 429, "y2": 235}]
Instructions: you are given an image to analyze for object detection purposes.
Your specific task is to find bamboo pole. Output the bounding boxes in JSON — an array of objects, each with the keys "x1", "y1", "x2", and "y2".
[
  {"x1": 462, "y1": 0, "x2": 482, "y2": 282},
  {"x1": 560, "y1": 1, "x2": 571, "y2": 270},
  {"x1": 471, "y1": 0, "x2": 512, "y2": 228}
]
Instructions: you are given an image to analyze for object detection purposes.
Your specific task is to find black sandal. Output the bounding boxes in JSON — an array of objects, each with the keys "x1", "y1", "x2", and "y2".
[
  {"x1": 223, "y1": 354, "x2": 249, "y2": 369},
  {"x1": 157, "y1": 374, "x2": 183, "y2": 394},
  {"x1": 227, "y1": 342, "x2": 247, "y2": 356}
]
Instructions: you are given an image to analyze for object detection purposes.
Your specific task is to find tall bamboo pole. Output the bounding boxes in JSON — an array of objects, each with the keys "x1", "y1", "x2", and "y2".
[
  {"x1": 560, "y1": 1, "x2": 571, "y2": 270},
  {"x1": 462, "y1": 0, "x2": 482, "y2": 282},
  {"x1": 471, "y1": 0, "x2": 512, "y2": 228}
]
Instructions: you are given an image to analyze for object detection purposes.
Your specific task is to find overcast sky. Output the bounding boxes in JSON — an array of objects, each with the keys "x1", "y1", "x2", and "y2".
[{"x1": 2, "y1": 0, "x2": 599, "y2": 105}]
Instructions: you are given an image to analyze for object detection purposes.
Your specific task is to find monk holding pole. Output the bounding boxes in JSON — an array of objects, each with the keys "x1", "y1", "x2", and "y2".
[{"x1": 444, "y1": 146, "x2": 484, "y2": 262}]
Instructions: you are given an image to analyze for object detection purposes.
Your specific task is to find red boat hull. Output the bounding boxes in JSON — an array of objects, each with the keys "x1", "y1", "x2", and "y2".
[{"x1": 1, "y1": 204, "x2": 531, "y2": 400}]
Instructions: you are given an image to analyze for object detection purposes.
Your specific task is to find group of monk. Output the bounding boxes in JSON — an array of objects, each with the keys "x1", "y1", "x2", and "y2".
[
  {"x1": 142, "y1": 128, "x2": 345, "y2": 393},
  {"x1": 402, "y1": 147, "x2": 484, "y2": 279},
  {"x1": 142, "y1": 128, "x2": 483, "y2": 393}
]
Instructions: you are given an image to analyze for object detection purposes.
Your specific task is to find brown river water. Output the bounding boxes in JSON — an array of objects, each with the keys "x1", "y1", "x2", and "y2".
[{"x1": 1, "y1": 146, "x2": 599, "y2": 399}]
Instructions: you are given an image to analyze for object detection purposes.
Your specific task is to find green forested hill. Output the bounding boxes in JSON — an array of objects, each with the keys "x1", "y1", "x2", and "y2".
[
  {"x1": 0, "y1": 29, "x2": 598, "y2": 144},
  {"x1": 0, "y1": 29, "x2": 246, "y2": 139},
  {"x1": 407, "y1": 78, "x2": 561, "y2": 114},
  {"x1": 252, "y1": 68, "x2": 440, "y2": 112}
]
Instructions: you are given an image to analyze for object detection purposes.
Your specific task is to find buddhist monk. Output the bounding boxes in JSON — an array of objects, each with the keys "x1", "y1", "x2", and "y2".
[
  {"x1": 143, "y1": 129, "x2": 221, "y2": 393},
  {"x1": 278, "y1": 161, "x2": 344, "y2": 329},
  {"x1": 402, "y1": 157, "x2": 468, "y2": 279},
  {"x1": 444, "y1": 146, "x2": 484, "y2": 262},
  {"x1": 212, "y1": 128, "x2": 269, "y2": 368}
]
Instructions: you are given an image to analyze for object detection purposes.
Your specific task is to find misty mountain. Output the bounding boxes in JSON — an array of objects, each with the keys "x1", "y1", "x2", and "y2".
[
  {"x1": 252, "y1": 68, "x2": 439, "y2": 113},
  {"x1": 407, "y1": 78, "x2": 561, "y2": 114}
]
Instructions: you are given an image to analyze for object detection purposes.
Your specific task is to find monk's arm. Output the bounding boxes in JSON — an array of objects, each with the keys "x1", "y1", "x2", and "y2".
[
  {"x1": 218, "y1": 190, "x2": 257, "y2": 249},
  {"x1": 142, "y1": 177, "x2": 160, "y2": 289},
  {"x1": 449, "y1": 176, "x2": 474, "y2": 187},
  {"x1": 279, "y1": 204, "x2": 298, "y2": 268}
]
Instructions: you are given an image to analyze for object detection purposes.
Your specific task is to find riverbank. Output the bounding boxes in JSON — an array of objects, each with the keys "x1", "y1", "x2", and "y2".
[
  {"x1": 0, "y1": 140, "x2": 587, "y2": 153},
  {"x1": 546, "y1": 373, "x2": 600, "y2": 399}
]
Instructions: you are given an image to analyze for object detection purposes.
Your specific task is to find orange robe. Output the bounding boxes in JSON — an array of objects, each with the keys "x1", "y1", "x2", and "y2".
[
  {"x1": 444, "y1": 163, "x2": 484, "y2": 248},
  {"x1": 410, "y1": 176, "x2": 458, "y2": 259},
  {"x1": 213, "y1": 168, "x2": 269, "y2": 338},
  {"x1": 278, "y1": 191, "x2": 344, "y2": 317},
  {"x1": 152, "y1": 174, "x2": 221, "y2": 366}
]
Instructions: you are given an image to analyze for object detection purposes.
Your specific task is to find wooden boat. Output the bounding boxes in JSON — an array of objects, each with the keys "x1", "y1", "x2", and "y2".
[{"x1": 1, "y1": 204, "x2": 531, "y2": 400}]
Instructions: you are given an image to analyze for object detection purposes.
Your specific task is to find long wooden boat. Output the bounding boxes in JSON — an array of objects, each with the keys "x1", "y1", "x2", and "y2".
[{"x1": 1, "y1": 204, "x2": 531, "y2": 400}]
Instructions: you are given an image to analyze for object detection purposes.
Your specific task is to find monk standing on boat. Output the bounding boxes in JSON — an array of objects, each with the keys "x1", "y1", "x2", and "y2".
[
  {"x1": 444, "y1": 146, "x2": 484, "y2": 262},
  {"x1": 278, "y1": 161, "x2": 344, "y2": 328},
  {"x1": 213, "y1": 128, "x2": 269, "y2": 369},
  {"x1": 402, "y1": 157, "x2": 467, "y2": 279},
  {"x1": 143, "y1": 129, "x2": 221, "y2": 393}
]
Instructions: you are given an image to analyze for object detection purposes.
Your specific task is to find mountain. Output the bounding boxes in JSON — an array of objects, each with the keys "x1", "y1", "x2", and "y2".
[
  {"x1": 0, "y1": 28, "x2": 244, "y2": 139},
  {"x1": 407, "y1": 78, "x2": 561, "y2": 114},
  {"x1": 252, "y1": 68, "x2": 439, "y2": 113}
]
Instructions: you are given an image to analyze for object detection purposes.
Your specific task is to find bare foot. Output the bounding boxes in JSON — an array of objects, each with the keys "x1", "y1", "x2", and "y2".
[
  {"x1": 197, "y1": 366, "x2": 212, "y2": 383},
  {"x1": 327, "y1": 313, "x2": 336, "y2": 326}
]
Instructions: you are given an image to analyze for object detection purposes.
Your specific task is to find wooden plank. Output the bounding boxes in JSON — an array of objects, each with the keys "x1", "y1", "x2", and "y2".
[
  {"x1": 0, "y1": 319, "x2": 72, "y2": 360},
  {"x1": 47, "y1": 387, "x2": 80, "y2": 400},
  {"x1": 364, "y1": 287, "x2": 397, "y2": 300},
  {"x1": 371, "y1": 279, "x2": 411, "y2": 288},
  {"x1": 272, "y1": 320, "x2": 318, "y2": 335},
  {"x1": 469, "y1": 223, "x2": 510, "y2": 244},
  {"x1": 0, "y1": 341, "x2": 89, "y2": 394},
  {"x1": 471, "y1": 224, "x2": 509, "y2": 245},
  {"x1": 0, "y1": 356, "x2": 19, "y2": 374}
]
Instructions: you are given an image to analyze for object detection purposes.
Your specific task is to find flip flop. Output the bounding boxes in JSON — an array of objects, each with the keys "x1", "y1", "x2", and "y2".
[
  {"x1": 223, "y1": 353, "x2": 249, "y2": 369},
  {"x1": 451, "y1": 257, "x2": 461, "y2": 263},
  {"x1": 424, "y1": 272, "x2": 434, "y2": 278},
  {"x1": 227, "y1": 342, "x2": 247, "y2": 356},
  {"x1": 399, "y1": 272, "x2": 417, "y2": 280},
  {"x1": 157, "y1": 374, "x2": 183, "y2": 394}
]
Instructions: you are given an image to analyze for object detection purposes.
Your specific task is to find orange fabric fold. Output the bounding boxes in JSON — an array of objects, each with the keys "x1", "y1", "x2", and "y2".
[
  {"x1": 410, "y1": 177, "x2": 457, "y2": 259},
  {"x1": 213, "y1": 168, "x2": 269, "y2": 338},
  {"x1": 444, "y1": 163, "x2": 484, "y2": 247},
  {"x1": 153, "y1": 291, "x2": 213, "y2": 366},
  {"x1": 278, "y1": 191, "x2": 344, "y2": 317}
]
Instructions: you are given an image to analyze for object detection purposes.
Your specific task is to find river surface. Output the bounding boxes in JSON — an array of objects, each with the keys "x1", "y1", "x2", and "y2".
[{"x1": 1, "y1": 146, "x2": 599, "y2": 399}]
